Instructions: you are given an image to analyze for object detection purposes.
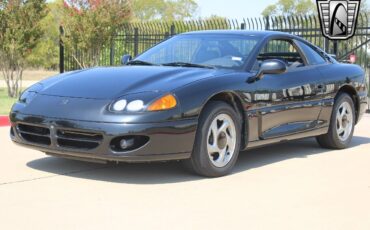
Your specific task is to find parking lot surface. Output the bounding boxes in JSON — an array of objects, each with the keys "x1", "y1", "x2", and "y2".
[{"x1": 1, "y1": 115, "x2": 370, "y2": 230}]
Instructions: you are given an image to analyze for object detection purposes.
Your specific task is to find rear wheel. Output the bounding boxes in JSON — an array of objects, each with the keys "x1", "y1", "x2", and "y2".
[
  {"x1": 316, "y1": 93, "x2": 355, "y2": 149},
  {"x1": 183, "y1": 101, "x2": 241, "y2": 177}
]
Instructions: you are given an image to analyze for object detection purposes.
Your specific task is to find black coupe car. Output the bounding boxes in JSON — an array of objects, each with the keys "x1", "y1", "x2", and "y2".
[{"x1": 10, "y1": 31, "x2": 368, "y2": 177}]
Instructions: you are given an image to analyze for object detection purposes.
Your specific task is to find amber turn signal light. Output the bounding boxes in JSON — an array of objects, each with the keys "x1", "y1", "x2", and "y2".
[{"x1": 148, "y1": 94, "x2": 177, "y2": 111}]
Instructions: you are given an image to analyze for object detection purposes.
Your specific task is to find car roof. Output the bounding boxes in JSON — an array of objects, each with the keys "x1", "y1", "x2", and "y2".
[{"x1": 182, "y1": 30, "x2": 294, "y2": 38}]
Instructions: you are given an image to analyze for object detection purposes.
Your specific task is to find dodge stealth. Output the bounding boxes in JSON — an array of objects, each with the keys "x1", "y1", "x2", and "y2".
[{"x1": 10, "y1": 31, "x2": 368, "y2": 177}]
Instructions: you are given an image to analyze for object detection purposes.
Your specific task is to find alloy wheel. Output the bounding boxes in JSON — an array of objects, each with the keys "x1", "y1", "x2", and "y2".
[
  {"x1": 336, "y1": 101, "x2": 353, "y2": 142},
  {"x1": 207, "y1": 114, "x2": 237, "y2": 168}
]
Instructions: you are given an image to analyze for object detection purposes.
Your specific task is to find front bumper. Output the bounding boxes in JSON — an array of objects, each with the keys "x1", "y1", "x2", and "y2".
[{"x1": 10, "y1": 112, "x2": 197, "y2": 163}]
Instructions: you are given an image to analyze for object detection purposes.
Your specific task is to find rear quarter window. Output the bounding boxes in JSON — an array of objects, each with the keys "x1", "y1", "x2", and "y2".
[{"x1": 296, "y1": 40, "x2": 327, "y2": 65}]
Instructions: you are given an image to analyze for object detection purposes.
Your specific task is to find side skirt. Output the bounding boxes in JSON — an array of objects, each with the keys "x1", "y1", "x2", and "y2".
[{"x1": 245, "y1": 127, "x2": 328, "y2": 150}]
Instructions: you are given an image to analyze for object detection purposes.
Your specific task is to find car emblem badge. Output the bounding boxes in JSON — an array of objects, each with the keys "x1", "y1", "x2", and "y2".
[
  {"x1": 316, "y1": 0, "x2": 361, "y2": 40},
  {"x1": 61, "y1": 99, "x2": 69, "y2": 105}
]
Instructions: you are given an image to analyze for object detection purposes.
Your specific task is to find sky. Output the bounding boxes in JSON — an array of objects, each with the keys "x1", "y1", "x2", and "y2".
[
  {"x1": 196, "y1": 0, "x2": 273, "y2": 18},
  {"x1": 195, "y1": 0, "x2": 370, "y2": 19}
]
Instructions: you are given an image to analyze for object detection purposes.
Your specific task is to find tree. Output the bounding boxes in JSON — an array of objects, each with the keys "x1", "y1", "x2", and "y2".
[
  {"x1": 61, "y1": 0, "x2": 131, "y2": 68},
  {"x1": 132, "y1": 0, "x2": 198, "y2": 21},
  {"x1": 0, "y1": 0, "x2": 48, "y2": 98},
  {"x1": 262, "y1": 0, "x2": 315, "y2": 17},
  {"x1": 26, "y1": 0, "x2": 62, "y2": 70}
]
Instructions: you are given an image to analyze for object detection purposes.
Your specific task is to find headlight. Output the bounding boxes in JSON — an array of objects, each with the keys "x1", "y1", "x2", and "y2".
[
  {"x1": 147, "y1": 94, "x2": 177, "y2": 111},
  {"x1": 109, "y1": 93, "x2": 177, "y2": 113},
  {"x1": 112, "y1": 99, "x2": 127, "y2": 111},
  {"x1": 111, "y1": 99, "x2": 145, "y2": 112},
  {"x1": 127, "y1": 100, "x2": 144, "y2": 112}
]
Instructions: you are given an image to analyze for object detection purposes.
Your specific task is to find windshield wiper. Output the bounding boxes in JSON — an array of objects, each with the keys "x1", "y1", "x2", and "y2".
[
  {"x1": 161, "y1": 62, "x2": 215, "y2": 69},
  {"x1": 127, "y1": 60, "x2": 156, "y2": 66}
]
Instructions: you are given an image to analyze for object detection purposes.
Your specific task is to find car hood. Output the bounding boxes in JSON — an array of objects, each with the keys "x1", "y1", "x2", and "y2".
[{"x1": 38, "y1": 66, "x2": 226, "y2": 99}]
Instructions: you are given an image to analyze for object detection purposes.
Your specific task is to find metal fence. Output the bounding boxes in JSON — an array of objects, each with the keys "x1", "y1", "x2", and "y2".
[{"x1": 60, "y1": 14, "x2": 370, "y2": 92}]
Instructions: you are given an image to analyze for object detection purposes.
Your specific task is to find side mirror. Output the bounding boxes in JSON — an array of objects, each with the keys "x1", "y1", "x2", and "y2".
[
  {"x1": 121, "y1": 55, "x2": 132, "y2": 65},
  {"x1": 248, "y1": 59, "x2": 287, "y2": 83}
]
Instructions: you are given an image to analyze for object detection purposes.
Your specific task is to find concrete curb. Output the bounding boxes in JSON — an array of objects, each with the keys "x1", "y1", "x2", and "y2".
[{"x1": 0, "y1": 116, "x2": 10, "y2": 127}]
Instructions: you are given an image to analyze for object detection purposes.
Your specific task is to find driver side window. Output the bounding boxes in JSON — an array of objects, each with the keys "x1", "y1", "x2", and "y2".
[{"x1": 254, "y1": 39, "x2": 305, "y2": 71}]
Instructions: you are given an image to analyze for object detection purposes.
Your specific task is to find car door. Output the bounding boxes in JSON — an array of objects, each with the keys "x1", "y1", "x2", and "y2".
[
  {"x1": 294, "y1": 39, "x2": 335, "y2": 126},
  {"x1": 250, "y1": 38, "x2": 325, "y2": 140}
]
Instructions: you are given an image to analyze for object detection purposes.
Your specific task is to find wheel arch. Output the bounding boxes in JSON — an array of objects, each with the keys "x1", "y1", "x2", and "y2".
[
  {"x1": 336, "y1": 84, "x2": 360, "y2": 123},
  {"x1": 200, "y1": 91, "x2": 248, "y2": 150}
]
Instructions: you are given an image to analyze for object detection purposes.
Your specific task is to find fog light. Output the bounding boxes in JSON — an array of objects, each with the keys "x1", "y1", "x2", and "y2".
[
  {"x1": 110, "y1": 135, "x2": 150, "y2": 153},
  {"x1": 120, "y1": 138, "x2": 135, "y2": 149}
]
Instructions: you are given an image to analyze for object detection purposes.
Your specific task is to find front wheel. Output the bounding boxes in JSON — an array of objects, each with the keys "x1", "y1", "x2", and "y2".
[
  {"x1": 183, "y1": 101, "x2": 241, "y2": 177},
  {"x1": 316, "y1": 93, "x2": 355, "y2": 149}
]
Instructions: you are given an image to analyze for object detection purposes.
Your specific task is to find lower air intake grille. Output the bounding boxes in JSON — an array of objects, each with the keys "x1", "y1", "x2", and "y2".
[
  {"x1": 17, "y1": 124, "x2": 51, "y2": 146},
  {"x1": 57, "y1": 130, "x2": 103, "y2": 150}
]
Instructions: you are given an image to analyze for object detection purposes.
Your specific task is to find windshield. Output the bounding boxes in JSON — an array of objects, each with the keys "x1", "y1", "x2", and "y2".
[{"x1": 134, "y1": 34, "x2": 261, "y2": 70}]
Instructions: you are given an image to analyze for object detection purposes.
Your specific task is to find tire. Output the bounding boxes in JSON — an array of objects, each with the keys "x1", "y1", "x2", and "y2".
[
  {"x1": 183, "y1": 101, "x2": 242, "y2": 177},
  {"x1": 316, "y1": 93, "x2": 355, "y2": 149}
]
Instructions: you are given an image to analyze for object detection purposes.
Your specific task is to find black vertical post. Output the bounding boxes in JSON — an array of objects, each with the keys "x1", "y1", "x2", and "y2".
[
  {"x1": 240, "y1": 23, "x2": 246, "y2": 30},
  {"x1": 333, "y1": 40, "x2": 338, "y2": 57},
  {"x1": 110, "y1": 42, "x2": 115, "y2": 66},
  {"x1": 265, "y1": 16, "x2": 270, "y2": 30},
  {"x1": 134, "y1": 27, "x2": 139, "y2": 57},
  {"x1": 59, "y1": 26, "x2": 64, "y2": 73},
  {"x1": 170, "y1": 24, "x2": 176, "y2": 36},
  {"x1": 324, "y1": 38, "x2": 329, "y2": 53}
]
